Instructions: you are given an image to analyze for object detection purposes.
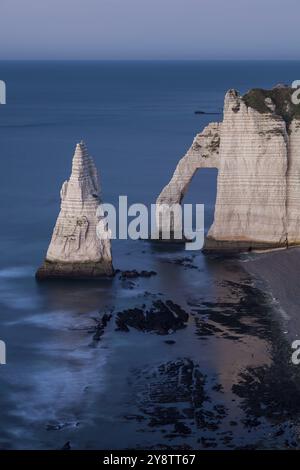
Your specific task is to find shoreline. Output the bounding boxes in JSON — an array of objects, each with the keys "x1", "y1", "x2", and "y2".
[{"x1": 241, "y1": 247, "x2": 300, "y2": 342}]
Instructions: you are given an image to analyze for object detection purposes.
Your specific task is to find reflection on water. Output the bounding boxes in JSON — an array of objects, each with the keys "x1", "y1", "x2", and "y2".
[
  {"x1": 2, "y1": 60, "x2": 300, "y2": 449},
  {"x1": 0, "y1": 242, "x2": 299, "y2": 450}
]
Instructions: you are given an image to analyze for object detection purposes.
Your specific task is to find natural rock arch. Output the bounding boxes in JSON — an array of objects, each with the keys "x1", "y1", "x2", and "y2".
[
  {"x1": 156, "y1": 122, "x2": 220, "y2": 237},
  {"x1": 156, "y1": 87, "x2": 300, "y2": 251}
]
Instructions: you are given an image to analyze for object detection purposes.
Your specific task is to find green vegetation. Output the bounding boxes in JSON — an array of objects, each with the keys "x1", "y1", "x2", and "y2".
[{"x1": 242, "y1": 87, "x2": 300, "y2": 124}]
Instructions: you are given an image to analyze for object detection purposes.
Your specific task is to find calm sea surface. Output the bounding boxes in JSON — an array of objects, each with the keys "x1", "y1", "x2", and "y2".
[{"x1": 1, "y1": 61, "x2": 300, "y2": 449}]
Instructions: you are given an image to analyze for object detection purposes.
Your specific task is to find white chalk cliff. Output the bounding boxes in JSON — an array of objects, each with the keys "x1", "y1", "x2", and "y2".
[
  {"x1": 36, "y1": 142, "x2": 113, "y2": 279},
  {"x1": 156, "y1": 86, "x2": 300, "y2": 251}
]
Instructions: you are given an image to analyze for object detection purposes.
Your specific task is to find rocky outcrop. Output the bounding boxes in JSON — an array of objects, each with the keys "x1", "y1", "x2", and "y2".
[
  {"x1": 115, "y1": 300, "x2": 189, "y2": 335},
  {"x1": 36, "y1": 141, "x2": 113, "y2": 279},
  {"x1": 156, "y1": 86, "x2": 300, "y2": 251}
]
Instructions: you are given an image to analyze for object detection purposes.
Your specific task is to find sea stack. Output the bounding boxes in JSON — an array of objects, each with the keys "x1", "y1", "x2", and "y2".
[
  {"x1": 36, "y1": 141, "x2": 114, "y2": 279},
  {"x1": 156, "y1": 86, "x2": 300, "y2": 252}
]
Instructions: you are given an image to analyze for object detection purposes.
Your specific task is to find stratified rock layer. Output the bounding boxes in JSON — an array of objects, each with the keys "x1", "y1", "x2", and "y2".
[
  {"x1": 156, "y1": 86, "x2": 300, "y2": 251},
  {"x1": 36, "y1": 142, "x2": 113, "y2": 279}
]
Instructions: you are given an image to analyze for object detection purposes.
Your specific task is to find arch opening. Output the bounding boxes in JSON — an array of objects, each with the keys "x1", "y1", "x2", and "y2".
[{"x1": 183, "y1": 168, "x2": 218, "y2": 236}]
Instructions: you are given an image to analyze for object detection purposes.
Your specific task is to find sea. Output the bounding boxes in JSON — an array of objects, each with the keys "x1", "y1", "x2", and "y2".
[{"x1": 0, "y1": 60, "x2": 300, "y2": 449}]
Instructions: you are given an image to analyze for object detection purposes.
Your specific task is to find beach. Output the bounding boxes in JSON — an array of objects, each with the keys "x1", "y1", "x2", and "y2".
[
  {"x1": 244, "y1": 247, "x2": 300, "y2": 342},
  {"x1": 1, "y1": 60, "x2": 300, "y2": 449}
]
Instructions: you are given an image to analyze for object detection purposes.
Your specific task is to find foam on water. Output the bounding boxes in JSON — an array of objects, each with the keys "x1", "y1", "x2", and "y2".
[
  {"x1": 1, "y1": 60, "x2": 300, "y2": 449},
  {"x1": 0, "y1": 266, "x2": 35, "y2": 279}
]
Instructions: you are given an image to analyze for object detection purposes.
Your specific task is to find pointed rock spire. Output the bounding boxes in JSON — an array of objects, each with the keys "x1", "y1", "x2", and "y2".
[{"x1": 36, "y1": 141, "x2": 113, "y2": 279}]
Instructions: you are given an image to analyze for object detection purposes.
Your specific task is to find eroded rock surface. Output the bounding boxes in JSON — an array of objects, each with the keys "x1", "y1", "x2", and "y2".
[
  {"x1": 36, "y1": 141, "x2": 113, "y2": 279},
  {"x1": 156, "y1": 86, "x2": 300, "y2": 251}
]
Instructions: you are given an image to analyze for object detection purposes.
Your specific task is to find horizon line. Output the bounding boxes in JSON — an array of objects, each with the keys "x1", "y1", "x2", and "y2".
[{"x1": 0, "y1": 58, "x2": 300, "y2": 63}]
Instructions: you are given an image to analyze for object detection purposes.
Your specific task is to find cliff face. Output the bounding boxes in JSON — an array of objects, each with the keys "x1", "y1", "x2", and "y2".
[
  {"x1": 287, "y1": 119, "x2": 300, "y2": 246},
  {"x1": 36, "y1": 142, "x2": 113, "y2": 279},
  {"x1": 156, "y1": 86, "x2": 300, "y2": 251}
]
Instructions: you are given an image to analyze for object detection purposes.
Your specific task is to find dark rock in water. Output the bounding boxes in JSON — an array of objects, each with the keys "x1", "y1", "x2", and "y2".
[
  {"x1": 90, "y1": 312, "x2": 112, "y2": 344},
  {"x1": 193, "y1": 280, "x2": 275, "y2": 341},
  {"x1": 173, "y1": 422, "x2": 191, "y2": 435},
  {"x1": 127, "y1": 358, "x2": 228, "y2": 443},
  {"x1": 119, "y1": 270, "x2": 157, "y2": 280},
  {"x1": 164, "y1": 257, "x2": 198, "y2": 270},
  {"x1": 165, "y1": 340, "x2": 176, "y2": 345},
  {"x1": 165, "y1": 300, "x2": 189, "y2": 322},
  {"x1": 122, "y1": 280, "x2": 136, "y2": 290},
  {"x1": 61, "y1": 441, "x2": 71, "y2": 450},
  {"x1": 199, "y1": 437, "x2": 218, "y2": 448},
  {"x1": 212, "y1": 383, "x2": 224, "y2": 393},
  {"x1": 116, "y1": 300, "x2": 189, "y2": 335},
  {"x1": 274, "y1": 427, "x2": 285, "y2": 437},
  {"x1": 101, "y1": 313, "x2": 111, "y2": 328}
]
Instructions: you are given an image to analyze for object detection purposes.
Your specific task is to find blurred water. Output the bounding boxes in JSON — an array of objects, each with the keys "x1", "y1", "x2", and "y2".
[{"x1": 0, "y1": 61, "x2": 300, "y2": 449}]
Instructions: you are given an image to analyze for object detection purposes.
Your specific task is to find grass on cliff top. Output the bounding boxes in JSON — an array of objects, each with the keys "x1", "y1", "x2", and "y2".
[{"x1": 242, "y1": 87, "x2": 300, "y2": 124}]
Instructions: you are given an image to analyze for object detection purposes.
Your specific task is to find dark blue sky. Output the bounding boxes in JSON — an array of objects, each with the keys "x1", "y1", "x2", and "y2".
[{"x1": 0, "y1": 0, "x2": 299, "y2": 59}]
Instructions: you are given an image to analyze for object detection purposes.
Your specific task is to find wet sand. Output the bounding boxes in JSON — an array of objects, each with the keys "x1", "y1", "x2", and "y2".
[
  {"x1": 2, "y1": 249, "x2": 300, "y2": 450},
  {"x1": 243, "y1": 247, "x2": 300, "y2": 341}
]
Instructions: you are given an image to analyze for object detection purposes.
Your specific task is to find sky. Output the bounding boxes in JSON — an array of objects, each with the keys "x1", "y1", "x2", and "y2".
[{"x1": 0, "y1": 0, "x2": 299, "y2": 60}]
